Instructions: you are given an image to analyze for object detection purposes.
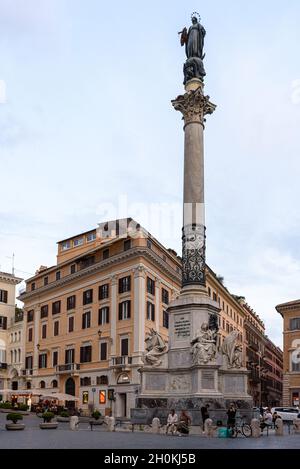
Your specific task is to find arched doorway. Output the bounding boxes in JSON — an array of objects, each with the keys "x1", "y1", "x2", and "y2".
[{"x1": 65, "y1": 377, "x2": 75, "y2": 410}]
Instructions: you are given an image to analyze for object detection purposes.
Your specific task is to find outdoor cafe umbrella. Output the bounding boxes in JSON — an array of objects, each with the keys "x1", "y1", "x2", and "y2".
[
  {"x1": 0, "y1": 389, "x2": 42, "y2": 396},
  {"x1": 39, "y1": 392, "x2": 79, "y2": 402}
]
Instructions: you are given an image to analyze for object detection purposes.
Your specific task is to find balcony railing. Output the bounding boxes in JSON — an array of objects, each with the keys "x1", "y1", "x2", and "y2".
[
  {"x1": 112, "y1": 356, "x2": 133, "y2": 367},
  {"x1": 56, "y1": 364, "x2": 80, "y2": 374},
  {"x1": 22, "y1": 369, "x2": 33, "y2": 377},
  {"x1": 0, "y1": 363, "x2": 7, "y2": 370}
]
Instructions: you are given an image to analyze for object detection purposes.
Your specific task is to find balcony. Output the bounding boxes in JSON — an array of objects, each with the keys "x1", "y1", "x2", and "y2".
[
  {"x1": 22, "y1": 369, "x2": 33, "y2": 379},
  {"x1": 56, "y1": 364, "x2": 80, "y2": 375},
  {"x1": 111, "y1": 356, "x2": 132, "y2": 370},
  {"x1": 0, "y1": 363, "x2": 7, "y2": 370}
]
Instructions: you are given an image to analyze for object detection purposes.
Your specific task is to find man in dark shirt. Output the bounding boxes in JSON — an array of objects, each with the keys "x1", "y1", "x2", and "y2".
[{"x1": 201, "y1": 404, "x2": 210, "y2": 431}]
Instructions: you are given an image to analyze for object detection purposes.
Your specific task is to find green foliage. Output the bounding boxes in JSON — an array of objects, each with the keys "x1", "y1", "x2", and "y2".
[
  {"x1": 42, "y1": 411, "x2": 55, "y2": 423},
  {"x1": 6, "y1": 413, "x2": 23, "y2": 424},
  {"x1": 18, "y1": 404, "x2": 29, "y2": 411},
  {"x1": 0, "y1": 402, "x2": 13, "y2": 409},
  {"x1": 92, "y1": 410, "x2": 101, "y2": 420},
  {"x1": 60, "y1": 411, "x2": 70, "y2": 418}
]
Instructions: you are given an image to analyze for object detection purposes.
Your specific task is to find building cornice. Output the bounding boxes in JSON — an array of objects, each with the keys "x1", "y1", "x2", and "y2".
[{"x1": 19, "y1": 247, "x2": 181, "y2": 302}]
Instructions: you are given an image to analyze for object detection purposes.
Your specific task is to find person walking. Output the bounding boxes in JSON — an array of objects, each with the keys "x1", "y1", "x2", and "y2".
[
  {"x1": 166, "y1": 409, "x2": 178, "y2": 435},
  {"x1": 201, "y1": 404, "x2": 210, "y2": 432},
  {"x1": 227, "y1": 403, "x2": 237, "y2": 432}
]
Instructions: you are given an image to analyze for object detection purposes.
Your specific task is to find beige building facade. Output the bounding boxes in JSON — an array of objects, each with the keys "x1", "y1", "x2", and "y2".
[
  {"x1": 0, "y1": 272, "x2": 23, "y2": 395},
  {"x1": 276, "y1": 300, "x2": 300, "y2": 407}
]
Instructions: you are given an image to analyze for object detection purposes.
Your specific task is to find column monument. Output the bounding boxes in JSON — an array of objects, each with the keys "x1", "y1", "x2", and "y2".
[{"x1": 132, "y1": 13, "x2": 252, "y2": 426}]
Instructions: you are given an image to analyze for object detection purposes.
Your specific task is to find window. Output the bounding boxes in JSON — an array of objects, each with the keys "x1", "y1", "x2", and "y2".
[
  {"x1": 80, "y1": 377, "x2": 91, "y2": 386},
  {"x1": 74, "y1": 237, "x2": 84, "y2": 247},
  {"x1": 290, "y1": 318, "x2": 300, "y2": 331},
  {"x1": 27, "y1": 310, "x2": 34, "y2": 322},
  {"x1": 0, "y1": 289, "x2": 8, "y2": 303},
  {"x1": 25, "y1": 356, "x2": 33, "y2": 370},
  {"x1": 44, "y1": 276, "x2": 49, "y2": 286},
  {"x1": 38, "y1": 353, "x2": 47, "y2": 369},
  {"x1": 56, "y1": 271, "x2": 61, "y2": 281},
  {"x1": 67, "y1": 295, "x2": 76, "y2": 310},
  {"x1": 119, "y1": 276, "x2": 131, "y2": 294},
  {"x1": 83, "y1": 289, "x2": 93, "y2": 305},
  {"x1": 121, "y1": 338, "x2": 129, "y2": 356},
  {"x1": 82, "y1": 391, "x2": 89, "y2": 404},
  {"x1": 62, "y1": 240, "x2": 71, "y2": 251},
  {"x1": 99, "y1": 390, "x2": 106, "y2": 404},
  {"x1": 162, "y1": 288, "x2": 169, "y2": 305},
  {"x1": 146, "y1": 302, "x2": 155, "y2": 321},
  {"x1": 103, "y1": 249, "x2": 110, "y2": 260},
  {"x1": 147, "y1": 277, "x2": 155, "y2": 295},
  {"x1": 87, "y1": 232, "x2": 96, "y2": 243},
  {"x1": 42, "y1": 324, "x2": 47, "y2": 339},
  {"x1": 82, "y1": 311, "x2": 91, "y2": 329},
  {"x1": 52, "y1": 301, "x2": 61, "y2": 315},
  {"x1": 52, "y1": 379, "x2": 58, "y2": 388},
  {"x1": 213, "y1": 292, "x2": 217, "y2": 302},
  {"x1": 26, "y1": 382, "x2": 31, "y2": 390},
  {"x1": 163, "y1": 311, "x2": 169, "y2": 329},
  {"x1": 70, "y1": 264, "x2": 76, "y2": 275},
  {"x1": 97, "y1": 375, "x2": 108, "y2": 385},
  {"x1": 52, "y1": 351, "x2": 58, "y2": 367},
  {"x1": 0, "y1": 316, "x2": 7, "y2": 330},
  {"x1": 100, "y1": 342, "x2": 107, "y2": 361},
  {"x1": 65, "y1": 348, "x2": 74, "y2": 365},
  {"x1": 119, "y1": 301, "x2": 131, "y2": 320},
  {"x1": 117, "y1": 373, "x2": 130, "y2": 384},
  {"x1": 31, "y1": 282, "x2": 36, "y2": 291},
  {"x1": 292, "y1": 361, "x2": 300, "y2": 372},
  {"x1": 40, "y1": 305, "x2": 48, "y2": 319},
  {"x1": 28, "y1": 328, "x2": 33, "y2": 342},
  {"x1": 40, "y1": 380, "x2": 46, "y2": 389},
  {"x1": 80, "y1": 256, "x2": 95, "y2": 269},
  {"x1": 208, "y1": 287, "x2": 211, "y2": 297},
  {"x1": 80, "y1": 345, "x2": 92, "y2": 363},
  {"x1": 99, "y1": 284, "x2": 109, "y2": 300},
  {"x1": 98, "y1": 307, "x2": 109, "y2": 325},
  {"x1": 222, "y1": 301, "x2": 225, "y2": 311},
  {"x1": 124, "y1": 239, "x2": 131, "y2": 251},
  {"x1": 54, "y1": 321, "x2": 59, "y2": 336},
  {"x1": 68, "y1": 316, "x2": 74, "y2": 333}
]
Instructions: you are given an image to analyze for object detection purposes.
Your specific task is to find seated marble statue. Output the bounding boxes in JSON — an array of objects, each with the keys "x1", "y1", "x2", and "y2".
[{"x1": 191, "y1": 323, "x2": 217, "y2": 365}]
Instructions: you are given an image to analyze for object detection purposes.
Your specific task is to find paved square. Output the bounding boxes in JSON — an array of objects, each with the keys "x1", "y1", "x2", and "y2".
[{"x1": 1, "y1": 413, "x2": 300, "y2": 449}]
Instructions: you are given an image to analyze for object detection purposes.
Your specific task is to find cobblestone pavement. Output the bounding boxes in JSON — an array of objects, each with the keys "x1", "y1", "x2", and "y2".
[{"x1": 1, "y1": 413, "x2": 300, "y2": 449}]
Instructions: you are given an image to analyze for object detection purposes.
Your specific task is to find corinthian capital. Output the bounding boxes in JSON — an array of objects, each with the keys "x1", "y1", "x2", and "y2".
[{"x1": 172, "y1": 87, "x2": 216, "y2": 127}]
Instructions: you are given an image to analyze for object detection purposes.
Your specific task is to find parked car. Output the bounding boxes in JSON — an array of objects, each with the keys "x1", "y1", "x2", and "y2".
[{"x1": 271, "y1": 407, "x2": 300, "y2": 422}]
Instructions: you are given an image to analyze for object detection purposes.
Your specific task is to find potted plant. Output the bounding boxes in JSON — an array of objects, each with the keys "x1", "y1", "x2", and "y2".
[
  {"x1": 0, "y1": 402, "x2": 13, "y2": 412},
  {"x1": 90, "y1": 410, "x2": 103, "y2": 430},
  {"x1": 39, "y1": 411, "x2": 58, "y2": 429},
  {"x1": 57, "y1": 411, "x2": 70, "y2": 423},
  {"x1": 6, "y1": 413, "x2": 25, "y2": 431}
]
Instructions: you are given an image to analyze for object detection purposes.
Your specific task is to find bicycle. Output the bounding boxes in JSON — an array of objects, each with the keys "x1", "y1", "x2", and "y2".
[{"x1": 230, "y1": 415, "x2": 252, "y2": 438}]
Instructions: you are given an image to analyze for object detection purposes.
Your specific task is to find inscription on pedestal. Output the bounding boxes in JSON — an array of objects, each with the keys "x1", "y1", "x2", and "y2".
[
  {"x1": 201, "y1": 371, "x2": 215, "y2": 390},
  {"x1": 174, "y1": 314, "x2": 191, "y2": 340}
]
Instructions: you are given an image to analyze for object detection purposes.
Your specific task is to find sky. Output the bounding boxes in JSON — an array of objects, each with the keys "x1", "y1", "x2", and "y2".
[{"x1": 0, "y1": 0, "x2": 300, "y2": 348}]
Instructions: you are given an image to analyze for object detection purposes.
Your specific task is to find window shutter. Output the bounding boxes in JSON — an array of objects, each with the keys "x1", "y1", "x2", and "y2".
[
  {"x1": 152, "y1": 304, "x2": 155, "y2": 322},
  {"x1": 119, "y1": 303, "x2": 122, "y2": 320},
  {"x1": 4, "y1": 291, "x2": 8, "y2": 303},
  {"x1": 82, "y1": 314, "x2": 85, "y2": 329},
  {"x1": 128, "y1": 276, "x2": 131, "y2": 291},
  {"x1": 3, "y1": 316, "x2": 7, "y2": 330},
  {"x1": 80, "y1": 347, "x2": 84, "y2": 363},
  {"x1": 127, "y1": 301, "x2": 131, "y2": 319},
  {"x1": 107, "y1": 307, "x2": 109, "y2": 324},
  {"x1": 119, "y1": 279, "x2": 123, "y2": 294}
]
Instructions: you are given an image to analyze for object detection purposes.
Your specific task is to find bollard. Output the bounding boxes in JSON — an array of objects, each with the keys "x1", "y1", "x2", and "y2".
[
  {"x1": 204, "y1": 419, "x2": 216, "y2": 437},
  {"x1": 251, "y1": 419, "x2": 261, "y2": 438},
  {"x1": 70, "y1": 416, "x2": 79, "y2": 431},
  {"x1": 294, "y1": 418, "x2": 300, "y2": 434},
  {"x1": 151, "y1": 418, "x2": 161, "y2": 434},
  {"x1": 275, "y1": 418, "x2": 284, "y2": 436},
  {"x1": 107, "y1": 416, "x2": 115, "y2": 432}
]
